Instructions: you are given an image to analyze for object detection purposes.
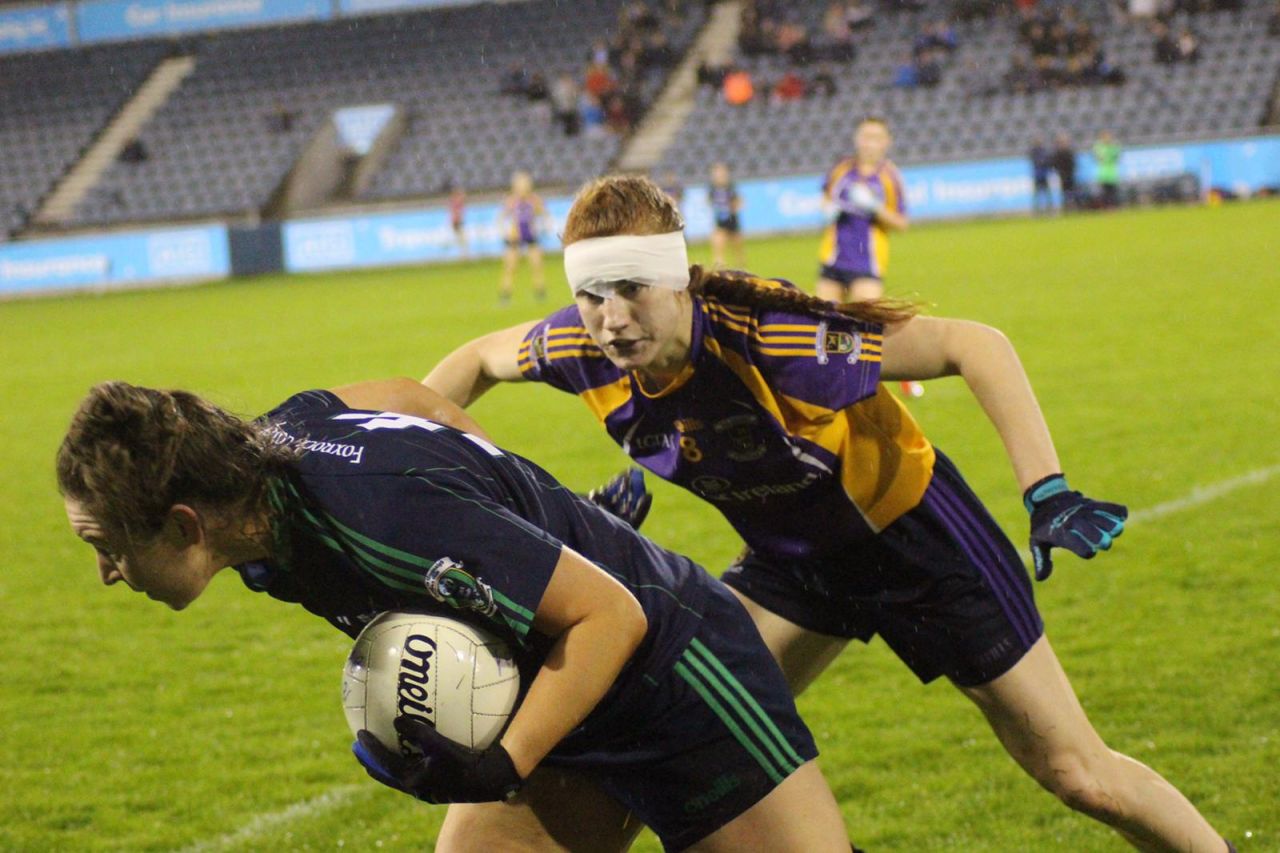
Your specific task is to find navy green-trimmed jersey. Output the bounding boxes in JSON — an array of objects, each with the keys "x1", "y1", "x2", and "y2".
[
  {"x1": 239, "y1": 390, "x2": 716, "y2": 749},
  {"x1": 518, "y1": 281, "x2": 937, "y2": 559}
]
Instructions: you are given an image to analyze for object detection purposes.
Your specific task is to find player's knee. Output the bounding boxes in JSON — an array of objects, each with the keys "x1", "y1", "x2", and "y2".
[{"x1": 1038, "y1": 752, "x2": 1126, "y2": 823}]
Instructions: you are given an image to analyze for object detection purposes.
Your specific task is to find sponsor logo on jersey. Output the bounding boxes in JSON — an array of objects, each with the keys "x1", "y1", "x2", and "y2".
[
  {"x1": 692, "y1": 472, "x2": 822, "y2": 503},
  {"x1": 395, "y1": 632, "x2": 438, "y2": 755},
  {"x1": 674, "y1": 418, "x2": 704, "y2": 433},
  {"x1": 265, "y1": 424, "x2": 365, "y2": 464},
  {"x1": 424, "y1": 557, "x2": 497, "y2": 618},
  {"x1": 632, "y1": 432, "x2": 679, "y2": 451},
  {"x1": 713, "y1": 414, "x2": 767, "y2": 462},
  {"x1": 691, "y1": 475, "x2": 733, "y2": 498},
  {"x1": 823, "y1": 330, "x2": 858, "y2": 355},
  {"x1": 531, "y1": 327, "x2": 548, "y2": 363}
]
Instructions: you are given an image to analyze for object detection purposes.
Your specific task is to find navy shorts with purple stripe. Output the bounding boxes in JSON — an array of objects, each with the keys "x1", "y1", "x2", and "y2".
[{"x1": 721, "y1": 449, "x2": 1043, "y2": 687}]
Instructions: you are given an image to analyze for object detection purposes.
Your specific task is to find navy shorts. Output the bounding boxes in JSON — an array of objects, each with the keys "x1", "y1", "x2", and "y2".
[
  {"x1": 543, "y1": 582, "x2": 817, "y2": 850},
  {"x1": 818, "y1": 264, "x2": 879, "y2": 286},
  {"x1": 714, "y1": 215, "x2": 740, "y2": 234},
  {"x1": 722, "y1": 450, "x2": 1043, "y2": 687}
]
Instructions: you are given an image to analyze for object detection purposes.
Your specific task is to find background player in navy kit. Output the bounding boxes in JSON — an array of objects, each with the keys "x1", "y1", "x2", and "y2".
[
  {"x1": 499, "y1": 171, "x2": 549, "y2": 305},
  {"x1": 707, "y1": 162, "x2": 743, "y2": 270},
  {"x1": 57, "y1": 377, "x2": 849, "y2": 852},
  {"x1": 424, "y1": 175, "x2": 1234, "y2": 853}
]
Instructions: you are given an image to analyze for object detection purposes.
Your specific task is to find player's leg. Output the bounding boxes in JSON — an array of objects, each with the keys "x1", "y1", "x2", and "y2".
[
  {"x1": 500, "y1": 245, "x2": 519, "y2": 304},
  {"x1": 438, "y1": 766, "x2": 642, "y2": 853},
  {"x1": 958, "y1": 636, "x2": 1228, "y2": 852},
  {"x1": 847, "y1": 275, "x2": 884, "y2": 301},
  {"x1": 710, "y1": 227, "x2": 727, "y2": 268},
  {"x1": 687, "y1": 760, "x2": 847, "y2": 853},
  {"x1": 814, "y1": 275, "x2": 849, "y2": 304},
  {"x1": 729, "y1": 588, "x2": 848, "y2": 696},
  {"x1": 729, "y1": 231, "x2": 746, "y2": 269},
  {"x1": 528, "y1": 245, "x2": 546, "y2": 301}
]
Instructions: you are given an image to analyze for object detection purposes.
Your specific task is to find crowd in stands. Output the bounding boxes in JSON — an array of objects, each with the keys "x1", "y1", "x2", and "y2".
[
  {"x1": 1004, "y1": 6, "x2": 1125, "y2": 94},
  {"x1": 497, "y1": 0, "x2": 690, "y2": 137},
  {"x1": 739, "y1": 0, "x2": 875, "y2": 64},
  {"x1": 892, "y1": 19, "x2": 958, "y2": 87}
]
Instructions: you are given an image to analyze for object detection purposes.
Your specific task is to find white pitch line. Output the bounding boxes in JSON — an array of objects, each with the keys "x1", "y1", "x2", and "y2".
[
  {"x1": 1127, "y1": 464, "x2": 1280, "y2": 524},
  {"x1": 179, "y1": 465, "x2": 1280, "y2": 851},
  {"x1": 176, "y1": 784, "x2": 368, "y2": 853}
]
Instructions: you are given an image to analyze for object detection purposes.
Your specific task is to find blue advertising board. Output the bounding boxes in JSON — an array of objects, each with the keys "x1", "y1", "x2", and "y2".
[
  {"x1": 77, "y1": 0, "x2": 330, "y2": 44},
  {"x1": 282, "y1": 135, "x2": 1278, "y2": 274},
  {"x1": 0, "y1": 3, "x2": 72, "y2": 55},
  {"x1": 0, "y1": 225, "x2": 230, "y2": 296},
  {"x1": 284, "y1": 198, "x2": 573, "y2": 272}
]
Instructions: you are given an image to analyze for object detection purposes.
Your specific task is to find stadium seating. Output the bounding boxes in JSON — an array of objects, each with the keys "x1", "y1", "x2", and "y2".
[
  {"x1": 0, "y1": 42, "x2": 167, "y2": 238},
  {"x1": 66, "y1": 0, "x2": 705, "y2": 229},
  {"x1": 657, "y1": 0, "x2": 1280, "y2": 184}
]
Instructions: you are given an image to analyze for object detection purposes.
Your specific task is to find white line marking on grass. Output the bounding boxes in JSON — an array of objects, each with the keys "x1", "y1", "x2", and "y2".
[
  {"x1": 1127, "y1": 464, "x2": 1280, "y2": 524},
  {"x1": 177, "y1": 784, "x2": 368, "y2": 853}
]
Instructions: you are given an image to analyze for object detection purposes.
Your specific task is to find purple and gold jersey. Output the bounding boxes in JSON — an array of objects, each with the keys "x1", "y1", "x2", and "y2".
[
  {"x1": 820, "y1": 159, "x2": 905, "y2": 277},
  {"x1": 518, "y1": 280, "x2": 936, "y2": 559},
  {"x1": 506, "y1": 195, "x2": 541, "y2": 244}
]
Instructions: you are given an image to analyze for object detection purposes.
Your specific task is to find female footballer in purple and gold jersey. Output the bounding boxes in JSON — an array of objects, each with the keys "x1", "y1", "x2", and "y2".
[
  {"x1": 816, "y1": 118, "x2": 909, "y2": 304},
  {"x1": 499, "y1": 171, "x2": 549, "y2": 305},
  {"x1": 423, "y1": 175, "x2": 1234, "y2": 853}
]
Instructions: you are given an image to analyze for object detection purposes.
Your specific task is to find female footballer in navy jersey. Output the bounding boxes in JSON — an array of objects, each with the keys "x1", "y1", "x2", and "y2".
[
  {"x1": 57, "y1": 377, "x2": 850, "y2": 852},
  {"x1": 424, "y1": 175, "x2": 1233, "y2": 852}
]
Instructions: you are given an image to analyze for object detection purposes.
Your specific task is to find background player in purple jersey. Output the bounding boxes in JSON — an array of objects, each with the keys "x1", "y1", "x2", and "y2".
[
  {"x1": 56, "y1": 376, "x2": 852, "y2": 852},
  {"x1": 423, "y1": 175, "x2": 1234, "y2": 853},
  {"x1": 708, "y1": 162, "x2": 744, "y2": 270},
  {"x1": 499, "y1": 171, "x2": 549, "y2": 305},
  {"x1": 816, "y1": 117, "x2": 909, "y2": 304}
]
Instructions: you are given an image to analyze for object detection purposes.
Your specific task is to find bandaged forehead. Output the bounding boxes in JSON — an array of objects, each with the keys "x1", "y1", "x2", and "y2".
[{"x1": 563, "y1": 231, "x2": 690, "y2": 298}]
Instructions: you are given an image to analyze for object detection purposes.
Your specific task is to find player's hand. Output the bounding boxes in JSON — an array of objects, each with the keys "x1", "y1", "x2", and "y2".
[
  {"x1": 352, "y1": 717, "x2": 523, "y2": 803},
  {"x1": 1024, "y1": 474, "x2": 1128, "y2": 581},
  {"x1": 845, "y1": 184, "x2": 883, "y2": 216},
  {"x1": 585, "y1": 468, "x2": 653, "y2": 530}
]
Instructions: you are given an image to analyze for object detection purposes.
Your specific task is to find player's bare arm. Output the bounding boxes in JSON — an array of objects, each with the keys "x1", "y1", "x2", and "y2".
[
  {"x1": 875, "y1": 204, "x2": 909, "y2": 231},
  {"x1": 331, "y1": 378, "x2": 493, "y2": 440},
  {"x1": 423, "y1": 321, "x2": 536, "y2": 407},
  {"x1": 880, "y1": 316, "x2": 1059, "y2": 490},
  {"x1": 499, "y1": 545, "x2": 648, "y2": 778}
]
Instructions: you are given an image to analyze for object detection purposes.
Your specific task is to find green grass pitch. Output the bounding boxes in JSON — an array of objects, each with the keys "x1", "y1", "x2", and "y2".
[{"x1": 1, "y1": 200, "x2": 1277, "y2": 851}]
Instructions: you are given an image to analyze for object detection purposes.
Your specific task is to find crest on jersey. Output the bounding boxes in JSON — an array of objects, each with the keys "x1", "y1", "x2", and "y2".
[
  {"x1": 424, "y1": 557, "x2": 497, "y2": 618},
  {"x1": 530, "y1": 328, "x2": 548, "y2": 363},
  {"x1": 817, "y1": 324, "x2": 862, "y2": 366},
  {"x1": 714, "y1": 414, "x2": 767, "y2": 462}
]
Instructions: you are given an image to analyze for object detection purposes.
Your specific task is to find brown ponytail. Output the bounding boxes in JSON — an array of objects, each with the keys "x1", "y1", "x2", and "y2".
[
  {"x1": 688, "y1": 266, "x2": 919, "y2": 326},
  {"x1": 56, "y1": 381, "x2": 296, "y2": 546}
]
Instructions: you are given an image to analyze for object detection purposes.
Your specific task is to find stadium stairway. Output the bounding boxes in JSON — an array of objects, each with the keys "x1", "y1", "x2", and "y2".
[
  {"x1": 33, "y1": 55, "x2": 197, "y2": 228},
  {"x1": 616, "y1": 0, "x2": 743, "y2": 174}
]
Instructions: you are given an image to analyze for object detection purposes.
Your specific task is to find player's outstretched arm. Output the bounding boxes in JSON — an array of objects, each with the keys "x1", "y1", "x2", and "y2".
[
  {"x1": 331, "y1": 378, "x2": 493, "y2": 440},
  {"x1": 880, "y1": 317, "x2": 1127, "y2": 579},
  {"x1": 880, "y1": 316, "x2": 1058, "y2": 491},
  {"x1": 423, "y1": 321, "x2": 537, "y2": 408}
]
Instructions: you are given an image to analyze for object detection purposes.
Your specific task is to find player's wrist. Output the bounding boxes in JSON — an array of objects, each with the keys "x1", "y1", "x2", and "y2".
[{"x1": 1023, "y1": 472, "x2": 1068, "y2": 513}]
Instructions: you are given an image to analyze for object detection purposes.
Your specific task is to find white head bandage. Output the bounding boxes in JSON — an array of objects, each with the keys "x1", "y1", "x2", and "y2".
[{"x1": 563, "y1": 231, "x2": 690, "y2": 298}]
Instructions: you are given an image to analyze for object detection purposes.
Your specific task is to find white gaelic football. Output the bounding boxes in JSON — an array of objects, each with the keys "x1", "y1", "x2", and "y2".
[{"x1": 343, "y1": 611, "x2": 520, "y2": 753}]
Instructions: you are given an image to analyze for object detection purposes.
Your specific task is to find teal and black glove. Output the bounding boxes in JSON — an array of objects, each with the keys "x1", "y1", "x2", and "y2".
[{"x1": 1025, "y1": 473, "x2": 1128, "y2": 581}]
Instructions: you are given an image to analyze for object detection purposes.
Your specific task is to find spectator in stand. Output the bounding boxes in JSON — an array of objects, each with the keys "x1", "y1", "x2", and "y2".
[
  {"x1": 916, "y1": 49, "x2": 943, "y2": 87},
  {"x1": 846, "y1": 0, "x2": 875, "y2": 30},
  {"x1": 1029, "y1": 137, "x2": 1054, "y2": 214},
  {"x1": 525, "y1": 72, "x2": 549, "y2": 103},
  {"x1": 777, "y1": 18, "x2": 814, "y2": 65},
  {"x1": 820, "y1": 2, "x2": 856, "y2": 61},
  {"x1": 1269, "y1": 1, "x2": 1280, "y2": 37},
  {"x1": 810, "y1": 64, "x2": 838, "y2": 98},
  {"x1": 580, "y1": 92, "x2": 606, "y2": 137},
  {"x1": 604, "y1": 92, "x2": 634, "y2": 134},
  {"x1": 914, "y1": 20, "x2": 958, "y2": 57},
  {"x1": 1176, "y1": 27, "x2": 1202, "y2": 62},
  {"x1": 1053, "y1": 133, "x2": 1079, "y2": 210},
  {"x1": 1004, "y1": 54, "x2": 1044, "y2": 94},
  {"x1": 1093, "y1": 130, "x2": 1122, "y2": 209},
  {"x1": 551, "y1": 74, "x2": 580, "y2": 137},
  {"x1": 772, "y1": 69, "x2": 807, "y2": 103},
  {"x1": 723, "y1": 66, "x2": 755, "y2": 105},
  {"x1": 499, "y1": 64, "x2": 529, "y2": 96},
  {"x1": 1153, "y1": 21, "x2": 1180, "y2": 63},
  {"x1": 892, "y1": 51, "x2": 920, "y2": 88},
  {"x1": 584, "y1": 57, "x2": 617, "y2": 99}
]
